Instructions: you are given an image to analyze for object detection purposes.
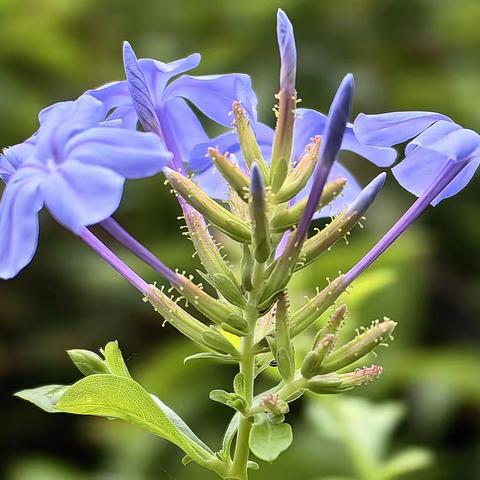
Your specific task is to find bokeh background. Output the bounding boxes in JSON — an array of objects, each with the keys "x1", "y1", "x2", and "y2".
[{"x1": 1, "y1": 0, "x2": 479, "y2": 479}]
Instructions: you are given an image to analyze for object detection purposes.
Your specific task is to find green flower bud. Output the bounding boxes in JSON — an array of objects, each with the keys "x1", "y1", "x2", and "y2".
[
  {"x1": 250, "y1": 164, "x2": 272, "y2": 262},
  {"x1": 202, "y1": 327, "x2": 240, "y2": 357},
  {"x1": 271, "y1": 177, "x2": 346, "y2": 232},
  {"x1": 270, "y1": 89, "x2": 297, "y2": 191},
  {"x1": 307, "y1": 365, "x2": 383, "y2": 394},
  {"x1": 210, "y1": 273, "x2": 247, "y2": 308},
  {"x1": 241, "y1": 244, "x2": 254, "y2": 292},
  {"x1": 290, "y1": 275, "x2": 348, "y2": 338},
  {"x1": 272, "y1": 136, "x2": 321, "y2": 204},
  {"x1": 67, "y1": 349, "x2": 110, "y2": 376},
  {"x1": 147, "y1": 284, "x2": 211, "y2": 348},
  {"x1": 182, "y1": 204, "x2": 237, "y2": 284},
  {"x1": 273, "y1": 292, "x2": 295, "y2": 382},
  {"x1": 173, "y1": 274, "x2": 248, "y2": 335},
  {"x1": 320, "y1": 318, "x2": 397, "y2": 374},
  {"x1": 165, "y1": 167, "x2": 251, "y2": 243},
  {"x1": 208, "y1": 147, "x2": 250, "y2": 201},
  {"x1": 313, "y1": 304, "x2": 348, "y2": 343},
  {"x1": 300, "y1": 334, "x2": 336, "y2": 379},
  {"x1": 232, "y1": 101, "x2": 269, "y2": 180},
  {"x1": 298, "y1": 173, "x2": 386, "y2": 271}
]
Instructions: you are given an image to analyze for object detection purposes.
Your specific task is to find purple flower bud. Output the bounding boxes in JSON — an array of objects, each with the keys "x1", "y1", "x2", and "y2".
[
  {"x1": 296, "y1": 74, "x2": 354, "y2": 240},
  {"x1": 277, "y1": 9, "x2": 297, "y2": 95}
]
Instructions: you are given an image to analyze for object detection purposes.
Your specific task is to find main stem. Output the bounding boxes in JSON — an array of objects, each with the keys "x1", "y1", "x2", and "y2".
[{"x1": 231, "y1": 260, "x2": 265, "y2": 479}]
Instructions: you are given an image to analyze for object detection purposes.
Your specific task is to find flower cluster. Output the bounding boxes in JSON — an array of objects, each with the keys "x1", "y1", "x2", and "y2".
[{"x1": 6, "y1": 8, "x2": 478, "y2": 480}]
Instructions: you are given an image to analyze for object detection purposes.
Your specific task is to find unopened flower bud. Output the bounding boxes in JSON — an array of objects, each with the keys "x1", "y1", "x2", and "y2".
[
  {"x1": 273, "y1": 136, "x2": 321, "y2": 204},
  {"x1": 202, "y1": 326, "x2": 240, "y2": 358},
  {"x1": 208, "y1": 147, "x2": 250, "y2": 201},
  {"x1": 209, "y1": 272, "x2": 247, "y2": 308},
  {"x1": 306, "y1": 365, "x2": 383, "y2": 394},
  {"x1": 298, "y1": 173, "x2": 386, "y2": 270},
  {"x1": 300, "y1": 334, "x2": 336, "y2": 379},
  {"x1": 250, "y1": 164, "x2": 272, "y2": 262},
  {"x1": 165, "y1": 167, "x2": 251, "y2": 243},
  {"x1": 290, "y1": 275, "x2": 348, "y2": 338},
  {"x1": 320, "y1": 318, "x2": 397, "y2": 373},
  {"x1": 241, "y1": 244, "x2": 254, "y2": 292},
  {"x1": 67, "y1": 349, "x2": 110, "y2": 376},
  {"x1": 232, "y1": 101, "x2": 269, "y2": 180},
  {"x1": 271, "y1": 177, "x2": 346, "y2": 232},
  {"x1": 313, "y1": 304, "x2": 348, "y2": 343},
  {"x1": 147, "y1": 284, "x2": 211, "y2": 348}
]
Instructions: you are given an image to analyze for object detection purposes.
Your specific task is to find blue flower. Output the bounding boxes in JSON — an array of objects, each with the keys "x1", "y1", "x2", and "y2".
[
  {"x1": 0, "y1": 94, "x2": 171, "y2": 278},
  {"x1": 354, "y1": 111, "x2": 480, "y2": 204},
  {"x1": 88, "y1": 42, "x2": 257, "y2": 170}
]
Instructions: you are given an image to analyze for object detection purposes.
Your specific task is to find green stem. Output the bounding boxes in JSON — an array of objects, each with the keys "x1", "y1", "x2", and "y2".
[{"x1": 230, "y1": 261, "x2": 265, "y2": 479}]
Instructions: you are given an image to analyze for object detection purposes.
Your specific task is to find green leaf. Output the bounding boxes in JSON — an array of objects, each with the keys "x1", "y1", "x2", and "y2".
[
  {"x1": 101, "y1": 341, "x2": 131, "y2": 378},
  {"x1": 249, "y1": 415, "x2": 293, "y2": 462},
  {"x1": 15, "y1": 385, "x2": 69, "y2": 413},
  {"x1": 56, "y1": 374, "x2": 213, "y2": 462}
]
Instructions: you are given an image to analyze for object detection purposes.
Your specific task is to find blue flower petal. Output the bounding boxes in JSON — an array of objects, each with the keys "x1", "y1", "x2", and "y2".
[
  {"x1": 86, "y1": 81, "x2": 132, "y2": 111},
  {"x1": 65, "y1": 127, "x2": 171, "y2": 179},
  {"x1": 354, "y1": 111, "x2": 452, "y2": 147},
  {"x1": 164, "y1": 73, "x2": 258, "y2": 126},
  {"x1": 295, "y1": 108, "x2": 396, "y2": 166},
  {"x1": 36, "y1": 96, "x2": 105, "y2": 161},
  {"x1": 393, "y1": 123, "x2": 480, "y2": 204},
  {"x1": 43, "y1": 161, "x2": 125, "y2": 233},
  {"x1": 1, "y1": 141, "x2": 36, "y2": 183},
  {"x1": 0, "y1": 164, "x2": 46, "y2": 279},
  {"x1": 161, "y1": 97, "x2": 209, "y2": 162}
]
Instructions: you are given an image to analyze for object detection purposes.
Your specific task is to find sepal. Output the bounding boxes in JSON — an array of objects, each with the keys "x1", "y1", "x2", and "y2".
[
  {"x1": 270, "y1": 177, "x2": 346, "y2": 232},
  {"x1": 165, "y1": 168, "x2": 251, "y2": 243},
  {"x1": 232, "y1": 101, "x2": 269, "y2": 180},
  {"x1": 208, "y1": 147, "x2": 250, "y2": 201},
  {"x1": 272, "y1": 136, "x2": 320, "y2": 204}
]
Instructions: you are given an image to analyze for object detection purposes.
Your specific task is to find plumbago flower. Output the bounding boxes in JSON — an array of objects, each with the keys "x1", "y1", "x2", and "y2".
[
  {"x1": 0, "y1": 95, "x2": 170, "y2": 279},
  {"x1": 8, "y1": 9, "x2": 475, "y2": 480}
]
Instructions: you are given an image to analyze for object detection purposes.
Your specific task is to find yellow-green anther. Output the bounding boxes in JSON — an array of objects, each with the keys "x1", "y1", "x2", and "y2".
[
  {"x1": 210, "y1": 273, "x2": 247, "y2": 308},
  {"x1": 272, "y1": 136, "x2": 321, "y2": 204},
  {"x1": 300, "y1": 334, "x2": 336, "y2": 379},
  {"x1": 232, "y1": 101, "x2": 269, "y2": 180},
  {"x1": 165, "y1": 167, "x2": 251, "y2": 243},
  {"x1": 147, "y1": 284, "x2": 211, "y2": 348},
  {"x1": 202, "y1": 327, "x2": 240, "y2": 357},
  {"x1": 182, "y1": 204, "x2": 237, "y2": 284},
  {"x1": 306, "y1": 365, "x2": 383, "y2": 394},
  {"x1": 241, "y1": 244, "x2": 254, "y2": 292},
  {"x1": 67, "y1": 349, "x2": 110, "y2": 376},
  {"x1": 271, "y1": 177, "x2": 346, "y2": 233},
  {"x1": 208, "y1": 147, "x2": 250, "y2": 201},
  {"x1": 290, "y1": 275, "x2": 347, "y2": 338},
  {"x1": 250, "y1": 164, "x2": 272, "y2": 262},
  {"x1": 297, "y1": 173, "x2": 387, "y2": 270},
  {"x1": 320, "y1": 318, "x2": 397, "y2": 373},
  {"x1": 173, "y1": 274, "x2": 248, "y2": 334},
  {"x1": 274, "y1": 292, "x2": 295, "y2": 382}
]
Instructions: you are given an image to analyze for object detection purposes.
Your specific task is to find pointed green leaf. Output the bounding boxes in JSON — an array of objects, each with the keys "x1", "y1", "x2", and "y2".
[
  {"x1": 56, "y1": 374, "x2": 213, "y2": 462},
  {"x1": 101, "y1": 341, "x2": 132, "y2": 378},
  {"x1": 15, "y1": 385, "x2": 69, "y2": 413}
]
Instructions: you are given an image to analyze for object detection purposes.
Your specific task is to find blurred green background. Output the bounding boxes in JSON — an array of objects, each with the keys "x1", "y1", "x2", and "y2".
[{"x1": 1, "y1": 0, "x2": 479, "y2": 479}]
